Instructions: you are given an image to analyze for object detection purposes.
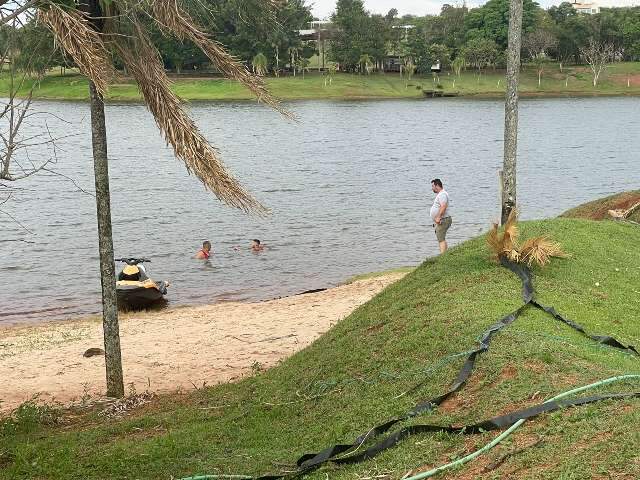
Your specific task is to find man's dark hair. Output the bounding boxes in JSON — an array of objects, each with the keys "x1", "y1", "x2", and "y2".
[
  {"x1": 431, "y1": 178, "x2": 443, "y2": 188},
  {"x1": 252, "y1": 239, "x2": 261, "y2": 245},
  {"x1": 203, "y1": 241, "x2": 211, "y2": 249}
]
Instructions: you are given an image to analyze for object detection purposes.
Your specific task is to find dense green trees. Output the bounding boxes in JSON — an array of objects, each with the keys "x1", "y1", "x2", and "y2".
[
  {"x1": 8, "y1": 0, "x2": 640, "y2": 77},
  {"x1": 1, "y1": 23, "x2": 67, "y2": 74},
  {"x1": 464, "y1": 0, "x2": 540, "y2": 50},
  {"x1": 330, "y1": 0, "x2": 391, "y2": 71},
  {"x1": 148, "y1": 0, "x2": 313, "y2": 73}
]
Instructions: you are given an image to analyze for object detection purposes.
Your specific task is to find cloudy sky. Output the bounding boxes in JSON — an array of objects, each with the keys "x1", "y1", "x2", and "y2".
[{"x1": 310, "y1": 0, "x2": 640, "y2": 20}]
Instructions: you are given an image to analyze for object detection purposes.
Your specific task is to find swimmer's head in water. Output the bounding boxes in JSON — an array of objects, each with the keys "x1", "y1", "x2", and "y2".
[
  {"x1": 252, "y1": 239, "x2": 261, "y2": 246},
  {"x1": 203, "y1": 241, "x2": 212, "y2": 252}
]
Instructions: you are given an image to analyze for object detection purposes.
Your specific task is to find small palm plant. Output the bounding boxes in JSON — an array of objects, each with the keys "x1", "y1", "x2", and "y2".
[
  {"x1": 252, "y1": 52, "x2": 268, "y2": 76},
  {"x1": 401, "y1": 57, "x2": 416, "y2": 87},
  {"x1": 326, "y1": 62, "x2": 337, "y2": 86},
  {"x1": 358, "y1": 53, "x2": 373, "y2": 74},
  {"x1": 452, "y1": 56, "x2": 465, "y2": 77}
]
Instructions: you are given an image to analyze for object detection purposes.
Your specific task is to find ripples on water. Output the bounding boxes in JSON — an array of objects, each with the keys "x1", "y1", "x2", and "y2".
[{"x1": 1, "y1": 97, "x2": 638, "y2": 324}]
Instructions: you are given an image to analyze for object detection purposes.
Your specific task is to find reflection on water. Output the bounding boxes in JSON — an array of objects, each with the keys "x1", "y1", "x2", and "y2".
[{"x1": 1, "y1": 97, "x2": 639, "y2": 324}]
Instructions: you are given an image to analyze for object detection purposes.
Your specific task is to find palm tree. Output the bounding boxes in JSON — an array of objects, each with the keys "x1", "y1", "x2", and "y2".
[
  {"x1": 401, "y1": 57, "x2": 416, "y2": 87},
  {"x1": 296, "y1": 57, "x2": 310, "y2": 79},
  {"x1": 502, "y1": 0, "x2": 523, "y2": 225},
  {"x1": 326, "y1": 62, "x2": 337, "y2": 86},
  {"x1": 39, "y1": 0, "x2": 289, "y2": 397},
  {"x1": 358, "y1": 53, "x2": 373, "y2": 75},
  {"x1": 452, "y1": 56, "x2": 465, "y2": 77},
  {"x1": 287, "y1": 46, "x2": 299, "y2": 76},
  {"x1": 252, "y1": 52, "x2": 268, "y2": 76}
]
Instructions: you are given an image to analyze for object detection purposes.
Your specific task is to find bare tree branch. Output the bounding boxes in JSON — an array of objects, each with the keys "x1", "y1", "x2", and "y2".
[
  {"x1": 41, "y1": 167, "x2": 96, "y2": 197},
  {"x1": 0, "y1": 0, "x2": 38, "y2": 26},
  {"x1": 580, "y1": 39, "x2": 614, "y2": 87},
  {"x1": 0, "y1": 205, "x2": 34, "y2": 233}
]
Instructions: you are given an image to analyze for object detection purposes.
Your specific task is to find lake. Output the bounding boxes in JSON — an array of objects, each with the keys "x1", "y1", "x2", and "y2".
[{"x1": 1, "y1": 97, "x2": 638, "y2": 324}]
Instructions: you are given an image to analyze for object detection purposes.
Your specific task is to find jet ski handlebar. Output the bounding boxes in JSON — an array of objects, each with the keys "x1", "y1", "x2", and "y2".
[{"x1": 115, "y1": 257, "x2": 151, "y2": 265}]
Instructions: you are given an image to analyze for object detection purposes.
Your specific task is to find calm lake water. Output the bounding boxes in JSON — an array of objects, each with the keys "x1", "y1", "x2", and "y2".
[{"x1": 1, "y1": 97, "x2": 639, "y2": 324}]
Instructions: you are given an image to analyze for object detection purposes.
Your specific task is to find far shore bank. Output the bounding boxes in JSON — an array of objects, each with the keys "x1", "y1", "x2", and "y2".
[
  {"x1": 0, "y1": 270, "x2": 408, "y2": 412},
  {"x1": 24, "y1": 89, "x2": 640, "y2": 104},
  {"x1": 3, "y1": 65, "x2": 640, "y2": 102}
]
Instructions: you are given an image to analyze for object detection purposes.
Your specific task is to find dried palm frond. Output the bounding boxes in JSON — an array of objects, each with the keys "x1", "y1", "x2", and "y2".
[
  {"x1": 150, "y1": 0, "x2": 293, "y2": 119},
  {"x1": 501, "y1": 229, "x2": 517, "y2": 256},
  {"x1": 486, "y1": 210, "x2": 521, "y2": 260},
  {"x1": 503, "y1": 209, "x2": 519, "y2": 244},
  {"x1": 486, "y1": 222, "x2": 501, "y2": 258},
  {"x1": 520, "y1": 237, "x2": 568, "y2": 267},
  {"x1": 111, "y1": 22, "x2": 267, "y2": 214},
  {"x1": 506, "y1": 249, "x2": 521, "y2": 262},
  {"x1": 39, "y1": 4, "x2": 115, "y2": 97}
]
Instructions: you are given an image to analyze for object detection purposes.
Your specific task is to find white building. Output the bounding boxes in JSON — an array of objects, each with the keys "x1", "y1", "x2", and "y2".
[
  {"x1": 571, "y1": 0, "x2": 640, "y2": 13},
  {"x1": 571, "y1": 1, "x2": 600, "y2": 13}
]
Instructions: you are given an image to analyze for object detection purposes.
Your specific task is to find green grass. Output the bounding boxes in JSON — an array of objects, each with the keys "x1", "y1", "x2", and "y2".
[
  {"x1": 4, "y1": 61, "x2": 640, "y2": 102},
  {"x1": 343, "y1": 266, "x2": 416, "y2": 284},
  {"x1": 2, "y1": 216, "x2": 639, "y2": 479}
]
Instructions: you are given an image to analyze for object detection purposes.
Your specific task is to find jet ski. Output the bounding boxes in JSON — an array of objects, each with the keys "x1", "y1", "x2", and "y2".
[{"x1": 115, "y1": 257, "x2": 169, "y2": 310}]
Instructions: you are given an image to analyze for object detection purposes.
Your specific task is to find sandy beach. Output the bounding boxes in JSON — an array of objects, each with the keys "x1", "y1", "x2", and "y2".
[{"x1": 0, "y1": 272, "x2": 406, "y2": 412}]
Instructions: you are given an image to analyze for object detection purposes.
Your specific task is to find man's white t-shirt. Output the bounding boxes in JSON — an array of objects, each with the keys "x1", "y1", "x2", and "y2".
[{"x1": 430, "y1": 190, "x2": 451, "y2": 221}]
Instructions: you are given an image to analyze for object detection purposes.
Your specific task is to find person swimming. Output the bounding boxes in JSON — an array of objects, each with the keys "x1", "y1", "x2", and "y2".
[
  {"x1": 195, "y1": 241, "x2": 212, "y2": 259},
  {"x1": 251, "y1": 239, "x2": 265, "y2": 252},
  {"x1": 233, "y1": 239, "x2": 266, "y2": 252}
]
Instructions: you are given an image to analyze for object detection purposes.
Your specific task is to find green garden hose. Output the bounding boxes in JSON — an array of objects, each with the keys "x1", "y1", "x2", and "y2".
[
  {"x1": 402, "y1": 374, "x2": 640, "y2": 480},
  {"x1": 177, "y1": 375, "x2": 639, "y2": 480}
]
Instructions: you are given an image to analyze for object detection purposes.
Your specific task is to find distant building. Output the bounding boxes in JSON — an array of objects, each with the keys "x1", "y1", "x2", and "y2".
[
  {"x1": 299, "y1": 21, "x2": 334, "y2": 71},
  {"x1": 571, "y1": 1, "x2": 601, "y2": 14},
  {"x1": 298, "y1": 20, "x2": 333, "y2": 40},
  {"x1": 572, "y1": 0, "x2": 640, "y2": 13}
]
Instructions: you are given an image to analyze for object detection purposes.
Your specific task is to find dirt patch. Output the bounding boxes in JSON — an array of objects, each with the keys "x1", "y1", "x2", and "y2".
[
  {"x1": 438, "y1": 373, "x2": 487, "y2": 413},
  {"x1": 498, "y1": 365, "x2": 518, "y2": 381},
  {"x1": 561, "y1": 191, "x2": 640, "y2": 221},
  {"x1": 523, "y1": 360, "x2": 548, "y2": 374},
  {"x1": 610, "y1": 73, "x2": 640, "y2": 87}
]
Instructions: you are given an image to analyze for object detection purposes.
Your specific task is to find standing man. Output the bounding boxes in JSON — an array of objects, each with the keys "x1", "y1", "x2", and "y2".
[{"x1": 430, "y1": 178, "x2": 452, "y2": 254}]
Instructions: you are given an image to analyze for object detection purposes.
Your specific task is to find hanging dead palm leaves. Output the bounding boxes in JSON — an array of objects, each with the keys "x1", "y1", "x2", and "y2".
[
  {"x1": 113, "y1": 22, "x2": 267, "y2": 214},
  {"x1": 149, "y1": 0, "x2": 292, "y2": 119},
  {"x1": 486, "y1": 210, "x2": 568, "y2": 267},
  {"x1": 39, "y1": 4, "x2": 115, "y2": 97},
  {"x1": 39, "y1": 0, "x2": 290, "y2": 214}
]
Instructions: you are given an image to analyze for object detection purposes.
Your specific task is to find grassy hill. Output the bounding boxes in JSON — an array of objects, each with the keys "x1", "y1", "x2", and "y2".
[
  {"x1": 3, "y1": 62, "x2": 640, "y2": 101},
  {"x1": 1, "y1": 211, "x2": 639, "y2": 479}
]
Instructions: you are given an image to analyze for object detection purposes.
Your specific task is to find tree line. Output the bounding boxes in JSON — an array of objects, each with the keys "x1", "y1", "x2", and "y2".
[
  {"x1": 3, "y1": 0, "x2": 640, "y2": 78},
  {"x1": 330, "y1": 0, "x2": 640, "y2": 75}
]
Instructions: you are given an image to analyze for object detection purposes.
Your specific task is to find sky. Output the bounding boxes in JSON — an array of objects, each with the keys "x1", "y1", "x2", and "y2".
[{"x1": 310, "y1": 0, "x2": 640, "y2": 20}]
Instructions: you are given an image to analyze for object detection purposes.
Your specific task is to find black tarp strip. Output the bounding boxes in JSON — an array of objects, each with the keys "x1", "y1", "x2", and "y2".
[
  {"x1": 331, "y1": 392, "x2": 640, "y2": 466},
  {"x1": 253, "y1": 257, "x2": 638, "y2": 479},
  {"x1": 500, "y1": 257, "x2": 638, "y2": 356},
  {"x1": 295, "y1": 303, "x2": 530, "y2": 470},
  {"x1": 500, "y1": 257, "x2": 535, "y2": 302},
  {"x1": 532, "y1": 300, "x2": 639, "y2": 356}
]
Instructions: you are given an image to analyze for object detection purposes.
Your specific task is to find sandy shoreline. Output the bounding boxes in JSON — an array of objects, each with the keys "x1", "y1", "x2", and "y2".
[{"x1": 0, "y1": 272, "x2": 406, "y2": 412}]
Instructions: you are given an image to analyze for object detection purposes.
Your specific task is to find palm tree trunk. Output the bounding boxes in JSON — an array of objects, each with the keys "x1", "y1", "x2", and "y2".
[
  {"x1": 89, "y1": 80, "x2": 124, "y2": 398},
  {"x1": 502, "y1": 0, "x2": 523, "y2": 225}
]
